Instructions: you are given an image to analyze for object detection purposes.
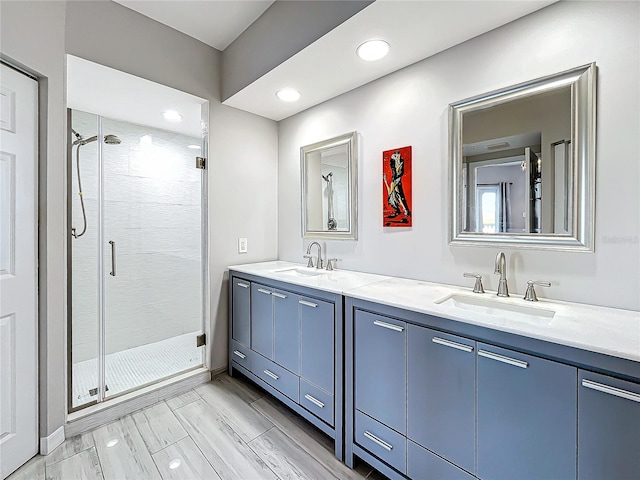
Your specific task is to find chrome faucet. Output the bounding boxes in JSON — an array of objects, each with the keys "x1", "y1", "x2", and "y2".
[
  {"x1": 494, "y1": 252, "x2": 509, "y2": 297},
  {"x1": 306, "y1": 241, "x2": 323, "y2": 269}
]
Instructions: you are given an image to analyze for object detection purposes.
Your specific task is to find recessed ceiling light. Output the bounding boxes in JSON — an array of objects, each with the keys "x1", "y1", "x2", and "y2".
[
  {"x1": 163, "y1": 110, "x2": 183, "y2": 122},
  {"x1": 169, "y1": 459, "x2": 181, "y2": 470},
  {"x1": 187, "y1": 144, "x2": 201, "y2": 150},
  {"x1": 106, "y1": 439, "x2": 119, "y2": 448},
  {"x1": 276, "y1": 88, "x2": 301, "y2": 102},
  {"x1": 356, "y1": 40, "x2": 390, "y2": 61}
]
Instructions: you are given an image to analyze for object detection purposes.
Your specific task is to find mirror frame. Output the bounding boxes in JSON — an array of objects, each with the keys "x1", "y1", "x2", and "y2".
[
  {"x1": 301, "y1": 131, "x2": 358, "y2": 240},
  {"x1": 449, "y1": 63, "x2": 596, "y2": 252}
]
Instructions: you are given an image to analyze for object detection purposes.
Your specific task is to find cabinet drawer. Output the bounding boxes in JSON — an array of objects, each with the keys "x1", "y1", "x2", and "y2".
[
  {"x1": 252, "y1": 353, "x2": 299, "y2": 402},
  {"x1": 355, "y1": 410, "x2": 406, "y2": 474},
  {"x1": 299, "y1": 379, "x2": 334, "y2": 426},
  {"x1": 408, "y1": 440, "x2": 474, "y2": 480},
  {"x1": 230, "y1": 340, "x2": 252, "y2": 371}
]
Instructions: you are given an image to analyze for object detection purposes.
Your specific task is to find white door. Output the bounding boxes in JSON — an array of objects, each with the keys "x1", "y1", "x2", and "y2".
[{"x1": 0, "y1": 63, "x2": 38, "y2": 479}]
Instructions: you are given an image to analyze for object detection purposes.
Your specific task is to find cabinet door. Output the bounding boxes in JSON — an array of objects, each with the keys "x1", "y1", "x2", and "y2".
[
  {"x1": 578, "y1": 370, "x2": 640, "y2": 480},
  {"x1": 231, "y1": 278, "x2": 251, "y2": 346},
  {"x1": 300, "y1": 297, "x2": 334, "y2": 393},
  {"x1": 250, "y1": 283, "x2": 273, "y2": 358},
  {"x1": 477, "y1": 343, "x2": 576, "y2": 480},
  {"x1": 272, "y1": 289, "x2": 300, "y2": 373},
  {"x1": 354, "y1": 311, "x2": 406, "y2": 434},
  {"x1": 408, "y1": 326, "x2": 475, "y2": 474}
]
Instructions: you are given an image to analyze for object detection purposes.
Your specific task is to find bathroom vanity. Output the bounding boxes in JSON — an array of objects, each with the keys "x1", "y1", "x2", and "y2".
[{"x1": 228, "y1": 261, "x2": 640, "y2": 480}]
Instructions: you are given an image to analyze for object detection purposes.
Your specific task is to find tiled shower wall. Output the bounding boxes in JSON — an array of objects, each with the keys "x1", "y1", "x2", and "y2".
[{"x1": 71, "y1": 110, "x2": 202, "y2": 363}]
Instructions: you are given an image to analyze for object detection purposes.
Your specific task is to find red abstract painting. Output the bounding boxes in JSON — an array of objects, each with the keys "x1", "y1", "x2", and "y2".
[{"x1": 383, "y1": 146, "x2": 412, "y2": 227}]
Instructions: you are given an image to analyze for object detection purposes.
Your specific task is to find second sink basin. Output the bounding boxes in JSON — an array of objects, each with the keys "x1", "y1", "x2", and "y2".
[
  {"x1": 272, "y1": 267, "x2": 328, "y2": 278},
  {"x1": 435, "y1": 293, "x2": 555, "y2": 324}
]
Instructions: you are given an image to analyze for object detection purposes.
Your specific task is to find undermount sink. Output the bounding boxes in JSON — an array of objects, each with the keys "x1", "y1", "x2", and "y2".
[
  {"x1": 272, "y1": 266, "x2": 328, "y2": 277},
  {"x1": 435, "y1": 293, "x2": 555, "y2": 323}
]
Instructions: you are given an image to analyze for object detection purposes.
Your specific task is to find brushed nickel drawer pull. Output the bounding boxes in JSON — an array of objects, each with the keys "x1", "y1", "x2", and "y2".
[
  {"x1": 299, "y1": 300, "x2": 318, "y2": 308},
  {"x1": 257, "y1": 288, "x2": 272, "y2": 295},
  {"x1": 304, "y1": 394, "x2": 325, "y2": 408},
  {"x1": 272, "y1": 292, "x2": 287, "y2": 299},
  {"x1": 432, "y1": 337, "x2": 474, "y2": 353},
  {"x1": 373, "y1": 320, "x2": 404, "y2": 332},
  {"x1": 263, "y1": 369, "x2": 279, "y2": 380},
  {"x1": 233, "y1": 350, "x2": 247, "y2": 359},
  {"x1": 478, "y1": 350, "x2": 529, "y2": 369},
  {"x1": 582, "y1": 379, "x2": 640, "y2": 403},
  {"x1": 363, "y1": 431, "x2": 393, "y2": 451},
  {"x1": 236, "y1": 282, "x2": 249, "y2": 289}
]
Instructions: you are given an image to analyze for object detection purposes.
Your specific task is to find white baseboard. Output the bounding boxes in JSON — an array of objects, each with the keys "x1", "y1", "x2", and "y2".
[{"x1": 40, "y1": 425, "x2": 65, "y2": 455}]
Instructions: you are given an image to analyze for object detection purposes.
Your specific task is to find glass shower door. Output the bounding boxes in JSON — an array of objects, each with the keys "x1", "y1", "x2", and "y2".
[
  {"x1": 101, "y1": 116, "x2": 205, "y2": 398},
  {"x1": 70, "y1": 110, "x2": 101, "y2": 410}
]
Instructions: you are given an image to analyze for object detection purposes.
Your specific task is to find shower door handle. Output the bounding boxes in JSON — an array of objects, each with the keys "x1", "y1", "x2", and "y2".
[{"x1": 109, "y1": 241, "x2": 116, "y2": 276}]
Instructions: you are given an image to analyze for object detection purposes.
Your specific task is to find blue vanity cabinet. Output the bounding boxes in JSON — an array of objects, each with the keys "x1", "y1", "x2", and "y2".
[
  {"x1": 354, "y1": 310, "x2": 406, "y2": 435},
  {"x1": 231, "y1": 278, "x2": 251, "y2": 346},
  {"x1": 250, "y1": 283, "x2": 274, "y2": 358},
  {"x1": 300, "y1": 296, "x2": 334, "y2": 394},
  {"x1": 229, "y1": 270, "x2": 344, "y2": 461},
  {"x1": 578, "y1": 370, "x2": 640, "y2": 480},
  {"x1": 477, "y1": 343, "x2": 577, "y2": 480},
  {"x1": 273, "y1": 289, "x2": 300, "y2": 374},
  {"x1": 407, "y1": 326, "x2": 476, "y2": 475}
]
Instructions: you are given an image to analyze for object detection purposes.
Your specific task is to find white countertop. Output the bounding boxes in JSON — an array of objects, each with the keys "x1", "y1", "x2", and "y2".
[
  {"x1": 229, "y1": 261, "x2": 640, "y2": 364},
  {"x1": 229, "y1": 261, "x2": 391, "y2": 294}
]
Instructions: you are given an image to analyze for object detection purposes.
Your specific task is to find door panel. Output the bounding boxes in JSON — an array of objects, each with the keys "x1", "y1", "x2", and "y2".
[
  {"x1": 408, "y1": 326, "x2": 475, "y2": 474},
  {"x1": 300, "y1": 297, "x2": 334, "y2": 393},
  {"x1": 477, "y1": 343, "x2": 576, "y2": 480},
  {"x1": 578, "y1": 370, "x2": 640, "y2": 480},
  {"x1": 354, "y1": 310, "x2": 406, "y2": 434},
  {"x1": 101, "y1": 116, "x2": 204, "y2": 398},
  {"x1": 273, "y1": 289, "x2": 299, "y2": 373},
  {"x1": 0, "y1": 63, "x2": 39, "y2": 479},
  {"x1": 251, "y1": 283, "x2": 273, "y2": 358},
  {"x1": 232, "y1": 278, "x2": 251, "y2": 346}
]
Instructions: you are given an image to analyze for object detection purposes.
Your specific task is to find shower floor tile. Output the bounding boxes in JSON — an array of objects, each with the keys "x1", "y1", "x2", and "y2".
[{"x1": 72, "y1": 332, "x2": 202, "y2": 407}]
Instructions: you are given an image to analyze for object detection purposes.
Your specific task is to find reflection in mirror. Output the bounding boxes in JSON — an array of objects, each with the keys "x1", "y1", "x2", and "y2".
[
  {"x1": 301, "y1": 132, "x2": 357, "y2": 240},
  {"x1": 450, "y1": 64, "x2": 595, "y2": 251}
]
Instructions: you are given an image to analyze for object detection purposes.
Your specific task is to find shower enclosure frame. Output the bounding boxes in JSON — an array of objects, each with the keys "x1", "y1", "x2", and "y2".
[{"x1": 66, "y1": 107, "x2": 210, "y2": 413}]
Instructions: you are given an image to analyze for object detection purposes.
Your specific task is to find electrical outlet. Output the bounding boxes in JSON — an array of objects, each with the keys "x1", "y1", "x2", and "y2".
[{"x1": 238, "y1": 237, "x2": 248, "y2": 254}]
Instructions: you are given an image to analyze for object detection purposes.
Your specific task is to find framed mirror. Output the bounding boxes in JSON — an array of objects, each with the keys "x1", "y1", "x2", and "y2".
[
  {"x1": 449, "y1": 63, "x2": 596, "y2": 251},
  {"x1": 301, "y1": 132, "x2": 357, "y2": 240}
]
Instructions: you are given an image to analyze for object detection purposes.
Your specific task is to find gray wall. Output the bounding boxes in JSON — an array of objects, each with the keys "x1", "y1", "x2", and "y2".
[
  {"x1": 1, "y1": 0, "x2": 278, "y2": 438},
  {"x1": 278, "y1": 1, "x2": 640, "y2": 311},
  {"x1": 1, "y1": 0, "x2": 68, "y2": 441}
]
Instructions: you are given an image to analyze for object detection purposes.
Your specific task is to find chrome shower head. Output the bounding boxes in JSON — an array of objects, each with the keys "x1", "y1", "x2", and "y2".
[{"x1": 72, "y1": 133, "x2": 122, "y2": 146}]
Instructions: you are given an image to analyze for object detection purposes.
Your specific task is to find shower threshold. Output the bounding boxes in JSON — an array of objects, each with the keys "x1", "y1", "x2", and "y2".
[{"x1": 72, "y1": 331, "x2": 202, "y2": 407}]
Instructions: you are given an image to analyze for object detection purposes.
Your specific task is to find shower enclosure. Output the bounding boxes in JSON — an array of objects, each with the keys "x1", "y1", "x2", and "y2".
[{"x1": 68, "y1": 109, "x2": 207, "y2": 411}]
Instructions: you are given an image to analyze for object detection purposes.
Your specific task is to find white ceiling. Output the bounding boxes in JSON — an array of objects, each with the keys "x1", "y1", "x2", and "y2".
[
  {"x1": 101, "y1": 0, "x2": 556, "y2": 123},
  {"x1": 114, "y1": 0, "x2": 275, "y2": 50},
  {"x1": 223, "y1": 0, "x2": 557, "y2": 120},
  {"x1": 67, "y1": 55, "x2": 207, "y2": 137}
]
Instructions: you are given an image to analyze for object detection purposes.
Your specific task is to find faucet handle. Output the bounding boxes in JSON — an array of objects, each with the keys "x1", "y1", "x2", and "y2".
[
  {"x1": 303, "y1": 254, "x2": 314, "y2": 268},
  {"x1": 523, "y1": 280, "x2": 551, "y2": 302},
  {"x1": 326, "y1": 258, "x2": 338, "y2": 271},
  {"x1": 463, "y1": 273, "x2": 485, "y2": 294}
]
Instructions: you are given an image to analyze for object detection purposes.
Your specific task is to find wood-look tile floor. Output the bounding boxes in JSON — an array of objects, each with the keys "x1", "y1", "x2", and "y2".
[{"x1": 9, "y1": 374, "x2": 386, "y2": 480}]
